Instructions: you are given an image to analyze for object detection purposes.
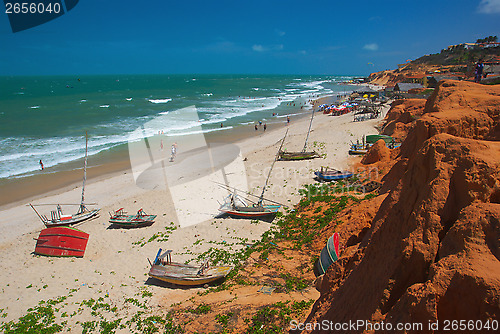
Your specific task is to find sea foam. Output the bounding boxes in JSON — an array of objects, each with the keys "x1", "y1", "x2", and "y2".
[{"x1": 148, "y1": 98, "x2": 172, "y2": 104}]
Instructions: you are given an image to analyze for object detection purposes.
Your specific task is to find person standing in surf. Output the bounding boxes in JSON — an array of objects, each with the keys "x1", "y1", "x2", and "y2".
[{"x1": 39, "y1": 160, "x2": 44, "y2": 170}]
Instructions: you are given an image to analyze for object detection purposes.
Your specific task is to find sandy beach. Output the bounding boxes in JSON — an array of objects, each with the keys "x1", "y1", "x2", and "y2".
[{"x1": 0, "y1": 100, "x2": 390, "y2": 331}]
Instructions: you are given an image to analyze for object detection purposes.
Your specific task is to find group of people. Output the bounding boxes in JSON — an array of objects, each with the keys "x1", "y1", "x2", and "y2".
[{"x1": 254, "y1": 121, "x2": 267, "y2": 131}]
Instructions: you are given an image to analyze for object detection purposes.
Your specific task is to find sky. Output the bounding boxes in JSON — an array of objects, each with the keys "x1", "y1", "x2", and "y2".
[{"x1": 0, "y1": 0, "x2": 499, "y2": 76}]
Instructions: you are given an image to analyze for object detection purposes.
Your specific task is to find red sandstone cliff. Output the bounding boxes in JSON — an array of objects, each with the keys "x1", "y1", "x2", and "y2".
[{"x1": 305, "y1": 80, "x2": 500, "y2": 333}]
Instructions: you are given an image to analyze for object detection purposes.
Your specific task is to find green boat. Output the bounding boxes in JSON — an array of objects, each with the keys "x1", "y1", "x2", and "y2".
[
  {"x1": 109, "y1": 208, "x2": 157, "y2": 228},
  {"x1": 365, "y1": 134, "x2": 394, "y2": 144}
]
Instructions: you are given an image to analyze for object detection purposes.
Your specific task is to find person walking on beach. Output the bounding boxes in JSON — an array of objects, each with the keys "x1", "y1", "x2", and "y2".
[
  {"x1": 474, "y1": 60, "x2": 484, "y2": 83},
  {"x1": 287, "y1": 115, "x2": 290, "y2": 125},
  {"x1": 263, "y1": 123, "x2": 267, "y2": 131},
  {"x1": 255, "y1": 124, "x2": 258, "y2": 131},
  {"x1": 39, "y1": 159, "x2": 44, "y2": 170},
  {"x1": 170, "y1": 143, "x2": 177, "y2": 162}
]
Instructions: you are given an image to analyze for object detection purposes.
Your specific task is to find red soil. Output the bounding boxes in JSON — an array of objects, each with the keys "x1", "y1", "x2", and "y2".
[{"x1": 304, "y1": 80, "x2": 500, "y2": 333}]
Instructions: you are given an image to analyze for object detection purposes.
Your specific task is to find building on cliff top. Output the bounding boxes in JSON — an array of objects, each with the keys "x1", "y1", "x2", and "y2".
[{"x1": 394, "y1": 83, "x2": 423, "y2": 92}]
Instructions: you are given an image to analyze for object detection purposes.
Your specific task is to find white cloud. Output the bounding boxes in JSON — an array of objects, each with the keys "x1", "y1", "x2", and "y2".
[
  {"x1": 275, "y1": 29, "x2": 286, "y2": 37},
  {"x1": 252, "y1": 44, "x2": 284, "y2": 52},
  {"x1": 363, "y1": 43, "x2": 379, "y2": 51},
  {"x1": 252, "y1": 44, "x2": 265, "y2": 52},
  {"x1": 478, "y1": 0, "x2": 500, "y2": 13}
]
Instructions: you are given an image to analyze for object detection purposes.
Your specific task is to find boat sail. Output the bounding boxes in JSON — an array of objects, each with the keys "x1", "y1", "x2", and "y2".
[
  {"x1": 218, "y1": 131, "x2": 287, "y2": 220},
  {"x1": 278, "y1": 109, "x2": 320, "y2": 161},
  {"x1": 30, "y1": 132, "x2": 100, "y2": 227}
]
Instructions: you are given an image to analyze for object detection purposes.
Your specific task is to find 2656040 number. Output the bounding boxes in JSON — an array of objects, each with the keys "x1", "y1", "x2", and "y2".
[
  {"x1": 5, "y1": 2, "x2": 61, "y2": 14},
  {"x1": 442, "y1": 319, "x2": 498, "y2": 331}
]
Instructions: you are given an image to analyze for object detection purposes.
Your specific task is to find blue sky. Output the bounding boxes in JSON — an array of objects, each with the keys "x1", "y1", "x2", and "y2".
[{"x1": 0, "y1": 0, "x2": 499, "y2": 75}]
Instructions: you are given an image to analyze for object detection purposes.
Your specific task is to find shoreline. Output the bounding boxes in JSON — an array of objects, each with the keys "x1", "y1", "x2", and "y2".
[
  {"x1": 0, "y1": 84, "x2": 360, "y2": 210},
  {"x1": 0, "y1": 107, "x2": 314, "y2": 210}
]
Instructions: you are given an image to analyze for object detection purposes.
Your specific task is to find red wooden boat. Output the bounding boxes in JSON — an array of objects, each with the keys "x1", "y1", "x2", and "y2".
[{"x1": 34, "y1": 227, "x2": 89, "y2": 257}]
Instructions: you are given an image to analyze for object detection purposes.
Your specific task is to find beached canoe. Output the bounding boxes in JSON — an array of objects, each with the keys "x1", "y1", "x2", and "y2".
[
  {"x1": 109, "y1": 208, "x2": 156, "y2": 228},
  {"x1": 317, "y1": 233, "x2": 340, "y2": 275},
  {"x1": 278, "y1": 151, "x2": 320, "y2": 161},
  {"x1": 314, "y1": 167, "x2": 353, "y2": 181},
  {"x1": 34, "y1": 226, "x2": 89, "y2": 257},
  {"x1": 148, "y1": 249, "x2": 232, "y2": 286}
]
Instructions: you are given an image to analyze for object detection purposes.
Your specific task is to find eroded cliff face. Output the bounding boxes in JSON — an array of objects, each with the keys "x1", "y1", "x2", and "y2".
[{"x1": 305, "y1": 80, "x2": 500, "y2": 333}]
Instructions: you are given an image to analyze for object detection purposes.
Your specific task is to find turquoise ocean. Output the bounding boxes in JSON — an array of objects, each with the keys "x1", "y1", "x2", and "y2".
[{"x1": 0, "y1": 75, "x2": 357, "y2": 180}]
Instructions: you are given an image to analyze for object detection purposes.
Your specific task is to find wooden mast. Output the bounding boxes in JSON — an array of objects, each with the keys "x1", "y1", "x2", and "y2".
[
  {"x1": 257, "y1": 129, "x2": 288, "y2": 206},
  {"x1": 78, "y1": 131, "x2": 88, "y2": 214},
  {"x1": 302, "y1": 108, "x2": 315, "y2": 152}
]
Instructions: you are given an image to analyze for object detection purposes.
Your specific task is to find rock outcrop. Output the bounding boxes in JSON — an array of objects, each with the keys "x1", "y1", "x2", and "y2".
[
  {"x1": 305, "y1": 80, "x2": 500, "y2": 333},
  {"x1": 381, "y1": 99, "x2": 426, "y2": 141},
  {"x1": 361, "y1": 140, "x2": 390, "y2": 165}
]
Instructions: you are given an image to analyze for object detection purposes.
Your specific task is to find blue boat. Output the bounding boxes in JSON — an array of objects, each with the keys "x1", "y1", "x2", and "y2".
[
  {"x1": 317, "y1": 233, "x2": 340, "y2": 275},
  {"x1": 314, "y1": 167, "x2": 353, "y2": 181}
]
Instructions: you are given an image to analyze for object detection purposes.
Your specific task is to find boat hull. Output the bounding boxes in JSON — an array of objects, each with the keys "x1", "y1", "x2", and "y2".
[
  {"x1": 148, "y1": 263, "x2": 232, "y2": 286},
  {"x1": 279, "y1": 151, "x2": 319, "y2": 161},
  {"x1": 317, "y1": 233, "x2": 340, "y2": 275},
  {"x1": 219, "y1": 205, "x2": 280, "y2": 219},
  {"x1": 348, "y1": 149, "x2": 367, "y2": 155},
  {"x1": 109, "y1": 215, "x2": 157, "y2": 228},
  {"x1": 314, "y1": 171, "x2": 353, "y2": 181},
  {"x1": 44, "y1": 209, "x2": 100, "y2": 228},
  {"x1": 34, "y1": 227, "x2": 89, "y2": 257}
]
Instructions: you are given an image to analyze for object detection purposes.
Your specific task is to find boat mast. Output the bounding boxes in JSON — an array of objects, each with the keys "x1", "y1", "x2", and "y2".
[
  {"x1": 302, "y1": 108, "x2": 315, "y2": 152},
  {"x1": 258, "y1": 129, "x2": 288, "y2": 206},
  {"x1": 79, "y1": 131, "x2": 88, "y2": 214}
]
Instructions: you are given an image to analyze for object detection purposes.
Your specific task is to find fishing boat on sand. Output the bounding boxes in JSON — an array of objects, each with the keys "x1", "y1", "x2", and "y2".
[
  {"x1": 218, "y1": 192, "x2": 281, "y2": 219},
  {"x1": 348, "y1": 142, "x2": 368, "y2": 155},
  {"x1": 109, "y1": 208, "x2": 157, "y2": 228},
  {"x1": 314, "y1": 167, "x2": 353, "y2": 181},
  {"x1": 29, "y1": 132, "x2": 100, "y2": 227},
  {"x1": 148, "y1": 249, "x2": 232, "y2": 286},
  {"x1": 218, "y1": 131, "x2": 287, "y2": 220},
  {"x1": 279, "y1": 109, "x2": 320, "y2": 161},
  {"x1": 34, "y1": 226, "x2": 89, "y2": 258}
]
